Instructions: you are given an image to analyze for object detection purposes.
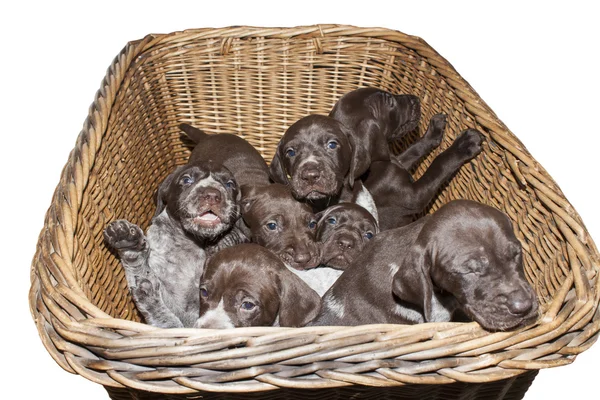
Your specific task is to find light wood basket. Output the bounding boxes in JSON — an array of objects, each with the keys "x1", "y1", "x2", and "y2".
[{"x1": 29, "y1": 25, "x2": 600, "y2": 400}]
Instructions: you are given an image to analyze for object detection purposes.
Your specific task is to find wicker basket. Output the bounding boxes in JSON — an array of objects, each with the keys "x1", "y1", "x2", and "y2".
[{"x1": 29, "y1": 25, "x2": 600, "y2": 400}]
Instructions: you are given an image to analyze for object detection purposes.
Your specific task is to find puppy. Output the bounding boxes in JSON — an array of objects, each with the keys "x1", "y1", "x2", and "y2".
[
  {"x1": 240, "y1": 183, "x2": 321, "y2": 270},
  {"x1": 332, "y1": 88, "x2": 484, "y2": 230},
  {"x1": 312, "y1": 200, "x2": 539, "y2": 332},
  {"x1": 104, "y1": 161, "x2": 245, "y2": 328},
  {"x1": 194, "y1": 244, "x2": 321, "y2": 328},
  {"x1": 316, "y1": 202, "x2": 379, "y2": 270}
]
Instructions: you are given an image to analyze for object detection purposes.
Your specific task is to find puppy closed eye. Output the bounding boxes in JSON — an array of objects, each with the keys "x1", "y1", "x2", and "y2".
[
  {"x1": 462, "y1": 257, "x2": 488, "y2": 274},
  {"x1": 327, "y1": 217, "x2": 337, "y2": 225}
]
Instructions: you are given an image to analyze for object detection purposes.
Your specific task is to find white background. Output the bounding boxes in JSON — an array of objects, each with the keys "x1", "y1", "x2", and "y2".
[{"x1": 1, "y1": 1, "x2": 598, "y2": 399}]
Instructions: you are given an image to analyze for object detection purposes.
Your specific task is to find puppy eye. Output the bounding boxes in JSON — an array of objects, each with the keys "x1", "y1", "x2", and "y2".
[
  {"x1": 266, "y1": 222, "x2": 278, "y2": 231},
  {"x1": 200, "y1": 288, "x2": 208, "y2": 298},
  {"x1": 308, "y1": 220, "x2": 317, "y2": 229},
  {"x1": 241, "y1": 301, "x2": 256, "y2": 311},
  {"x1": 327, "y1": 140, "x2": 338, "y2": 149},
  {"x1": 225, "y1": 180, "x2": 236, "y2": 189},
  {"x1": 182, "y1": 175, "x2": 194, "y2": 185},
  {"x1": 327, "y1": 217, "x2": 337, "y2": 225},
  {"x1": 364, "y1": 231, "x2": 374, "y2": 239},
  {"x1": 286, "y1": 148, "x2": 296, "y2": 157}
]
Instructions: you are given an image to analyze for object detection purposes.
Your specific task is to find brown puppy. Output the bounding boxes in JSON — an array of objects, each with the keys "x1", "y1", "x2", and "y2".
[
  {"x1": 240, "y1": 183, "x2": 321, "y2": 270},
  {"x1": 311, "y1": 200, "x2": 539, "y2": 332},
  {"x1": 332, "y1": 88, "x2": 483, "y2": 230},
  {"x1": 194, "y1": 244, "x2": 321, "y2": 328},
  {"x1": 316, "y1": 203, "x2": 379, "y2": 270}
]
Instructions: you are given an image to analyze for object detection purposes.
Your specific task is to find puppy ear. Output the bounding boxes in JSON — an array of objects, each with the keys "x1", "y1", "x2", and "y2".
[
  {"x1": 345, "y1": 126, "x2": 371, "y2": 188},
  {"x1": 154, "y1": 165, "x2": 186, "y2": 218},
  {"x1": 392, "y1": 243, "x2": 434, "y2": 322},
  {"x1": 349, "y1": 181, "x2": 379, "y2": 226},
  {"x1": 239, "y1": 185, "x2": 259, "y2": 215},
  {"x1": 268, "y1": 148, "x2": 289, "y2": 184},
  {"x1": 179, "y1": 123, "x2": 208, "y2": 144},
  {"x1": 277, "y1": 269, "x2": 322, "y2": 327}
]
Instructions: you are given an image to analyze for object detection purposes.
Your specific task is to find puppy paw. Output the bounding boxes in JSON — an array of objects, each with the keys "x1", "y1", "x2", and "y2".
[
  {"x1": 451, "y1": 129, "x2": 484, "y2": 160},
  {"x1": 424, "y1": 114, "x2": 446, "y2": 146},
  {"x1": 104, "y1": 220, "x2": 146, "y2": 252}
]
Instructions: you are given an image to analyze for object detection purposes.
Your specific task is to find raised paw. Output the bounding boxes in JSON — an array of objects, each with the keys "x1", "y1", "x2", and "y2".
[
  {"x1": 423, "y1": 113, "x2": 446, "y2": 146},
  {"x1": 104, "y1": 220, "x2": 146, "y2": 251},
  {"x1": 451, "y1": 129, "x2": 484, "y2": 160}
]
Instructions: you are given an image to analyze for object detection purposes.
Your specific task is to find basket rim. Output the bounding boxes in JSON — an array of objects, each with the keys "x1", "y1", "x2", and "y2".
[{"x1": 29, "y1": 24, "x2": 600, "y2": 393}]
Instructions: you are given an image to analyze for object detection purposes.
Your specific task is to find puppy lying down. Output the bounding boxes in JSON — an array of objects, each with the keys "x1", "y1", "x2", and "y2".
[
  {"x1": 312, "y1": 200, "x2": 539, "y2": 331},
  {"x1": 104, "y1": 160, "x2": 246, "y2": 328},
  {"x1": 195, "y1": 244, "x2": 321, "y2": 328}
]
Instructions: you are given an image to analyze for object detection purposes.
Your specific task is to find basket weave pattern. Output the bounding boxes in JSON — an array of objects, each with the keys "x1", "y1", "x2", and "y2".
[{"x1": 29, "y1": 25, "x2": 600, "y2": 397}]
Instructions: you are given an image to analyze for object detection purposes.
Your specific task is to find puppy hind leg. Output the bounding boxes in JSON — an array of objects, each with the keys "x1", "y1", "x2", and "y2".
[
  {"x1": 132, "y1": 277, "x2": 184, "y2": 328},
  {"x1": 392, "y1": 114, "x2": 446, "y2": 170},
  {"x1": 403, "y1": 128, "x2": 483, "y2": 212}
]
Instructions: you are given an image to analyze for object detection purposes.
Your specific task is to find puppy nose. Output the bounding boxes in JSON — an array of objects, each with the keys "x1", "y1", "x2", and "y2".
[
  {"x1": 200, "y1": 187, "x2": 222, "y2": 204},
  {"x1": 506, "y1": 290, "x2": 533, "y2": 316},
  {"x1": 337, "y1": 236, "x2": 354, "y2": 250},
  {"x1": 293, "y1": 250, "x2": 311, "y2": 264},
  {"x1": 301, "y1": 167, "x2": 321, "y2": 183}
]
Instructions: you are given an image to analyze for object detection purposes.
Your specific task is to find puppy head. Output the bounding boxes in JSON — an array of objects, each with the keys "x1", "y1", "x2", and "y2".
[
  {"x1": 269, "y1": 115, "x2": 354, "y2": 200},
  {"x1": 195, "y1": 244, "x2": 321, "y2": 328},
  {"x1": 316, "y1": 203, "x2": 378, "y2": 270},
  {"x1": 155, "y1": 161, "x2": 241, "y2": 241},
  {"x1": 392, "y1": 200, "x2": 539, "y2": 331},
  {"x1": 240, "y1": 184, "x2": 321, "y2": 270}
]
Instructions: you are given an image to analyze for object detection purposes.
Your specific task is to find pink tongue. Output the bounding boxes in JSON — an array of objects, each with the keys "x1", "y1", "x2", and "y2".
[{"x1": 198, "y1": 213, "x2": 219, "y2": 221}]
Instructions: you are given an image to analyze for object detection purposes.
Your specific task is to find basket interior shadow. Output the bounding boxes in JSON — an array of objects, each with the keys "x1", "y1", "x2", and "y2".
[{"x1": 29, "y1": 25, "x2": 600, "y2": 400}]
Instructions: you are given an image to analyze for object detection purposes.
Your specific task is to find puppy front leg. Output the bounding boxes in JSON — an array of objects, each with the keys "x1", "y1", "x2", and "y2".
[
  {"x1": 104, "y1": 220, "x2": 184, "y2": 328},
  {"x1": 392, "y1": 114, "x2": 446, "y2": 171},
  {"x1": 104, "y1": 220, "x2": 151, "y2": 288},
  {"x1": 405, "y1": 129, "x2": 483, "y2": 211}
]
